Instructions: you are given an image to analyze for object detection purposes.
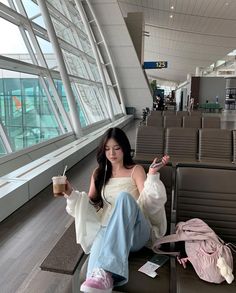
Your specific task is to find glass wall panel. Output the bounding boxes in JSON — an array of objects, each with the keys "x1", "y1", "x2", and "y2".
[
  {"x1": 71, "y1": 82, "x2": 87, "y2": 127},
  {"x1": 90, "y1": 63, "x2": 101, "y2": 82},
  {"x1": 36, "y1": 37, "x2": 57, "y2": 69},
  {"x1": 48, "y1": 0, "x2": 87, "y2": 34},
  {"x1": 109, "y1": 88, "x2": 123, "y2": 115},
  {"x1": 79, "y1": 38, "x2": 94, "y2": 58},
  {"x1": 53, "y1": 79, "x2": 86, "y2": 128},
  {"x1": 46, "y1": 0, "x2": 119, "y2": 126},
  {"x1": 0, "y1": 19, "x2": 29, "y2": 60},
  {"x1": 77, "y1": 85, "x2": 109, "y2": 124},
  {"x1": 62, "y1": 50, "x2": 89, "y2": 79},
  {"x1": 0, "y1": 0, "x2": 124, "y2": 156},
  {"x1": 0, "y1": 70, "x2": 62, "y2": 151},
  {"x1": 21, "y1": 0, "x2": 45, "y2": 27},
  {"x1": 103, "y1": 65, "x2": 113, "y2": 86},
  {"x1": 47, "y1": 0, "x2": 71, "y2": 20},
  {"x1": 0, "y1": 136, "x2": 7, "y2": 157},
  {"x1": 22, "y1": 0, "x2": 41, "y2": 19}
]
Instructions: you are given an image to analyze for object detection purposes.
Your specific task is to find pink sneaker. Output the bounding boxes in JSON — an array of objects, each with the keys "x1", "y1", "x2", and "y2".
[{"x1": 80, "y1": 268, "x2": 113, "y2": 293}]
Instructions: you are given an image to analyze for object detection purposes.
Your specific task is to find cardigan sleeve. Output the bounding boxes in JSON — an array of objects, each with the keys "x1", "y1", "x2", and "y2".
[
  {"x1": 137, "y1": 173, "x2": 167, "y2": 214},
  {"x1": 65, "y1": 190, "x2": 81, "y2": 217},
  {"x1": 65, "y1": 190, "x2": 101, "y2": 254},
  {"x1": 137, "y1": 173, "x2": 167, "y2": 241}
]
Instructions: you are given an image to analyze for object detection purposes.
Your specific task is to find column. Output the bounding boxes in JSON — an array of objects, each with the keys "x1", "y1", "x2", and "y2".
[{"x1": 37, "y1": 0, "x2": 83, "y2": 138}]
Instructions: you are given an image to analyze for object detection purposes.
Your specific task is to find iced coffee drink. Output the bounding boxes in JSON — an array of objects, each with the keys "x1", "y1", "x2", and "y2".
[{"x1": 52, "y1": 176, "x2": 67, "y2": 196}]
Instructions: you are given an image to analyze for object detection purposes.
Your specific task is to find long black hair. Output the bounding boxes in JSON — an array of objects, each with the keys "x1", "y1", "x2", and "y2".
[{"x1": 92, "y1": 127, "x2": 134, "y2": 207}]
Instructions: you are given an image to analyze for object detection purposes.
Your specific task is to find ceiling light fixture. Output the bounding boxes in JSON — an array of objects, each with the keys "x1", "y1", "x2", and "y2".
[
  {"x1": 170, "y1": 6, "x2": 174, "y2": 10},
  {"x1": 170, "y1": 14, "x2": 173, "y2": 18}
]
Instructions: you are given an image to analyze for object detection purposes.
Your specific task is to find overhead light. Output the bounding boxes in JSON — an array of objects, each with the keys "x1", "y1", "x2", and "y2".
[
  {"x1": 169, "y1": 14, "x2": 173, "y2": 18},
  {"x1": 170, "y1": 6, "x2": 174, "y2": 10}
]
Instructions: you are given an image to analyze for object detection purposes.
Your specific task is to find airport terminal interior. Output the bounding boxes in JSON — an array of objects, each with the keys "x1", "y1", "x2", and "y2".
[{"x1": 0, "y1": 1, "x2": 236, "y2": 293}]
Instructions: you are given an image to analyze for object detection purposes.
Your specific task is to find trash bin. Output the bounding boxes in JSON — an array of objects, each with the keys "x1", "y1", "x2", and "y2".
[{"x1": 125, "y1": 107, "x2": 136, "y2": 115}]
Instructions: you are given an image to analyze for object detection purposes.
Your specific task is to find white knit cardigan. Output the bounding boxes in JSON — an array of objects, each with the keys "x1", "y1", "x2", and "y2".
[{"x1": 65, "y1": 173, "x2": 167, "y2": 254}]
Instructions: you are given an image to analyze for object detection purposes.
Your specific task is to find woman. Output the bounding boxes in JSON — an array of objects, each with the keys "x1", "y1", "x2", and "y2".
[{"x1": 63, "y1": 127, "x2": 169, "y2": 293}]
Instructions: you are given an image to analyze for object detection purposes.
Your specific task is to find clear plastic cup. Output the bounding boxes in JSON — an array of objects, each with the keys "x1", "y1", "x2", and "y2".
[{"x1": 52, "y1": 176, "x2": 67, "y2": 196}]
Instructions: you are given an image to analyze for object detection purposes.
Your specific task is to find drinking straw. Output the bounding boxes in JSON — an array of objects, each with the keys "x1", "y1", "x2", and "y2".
[{"x1": 62, "y1": 165, "x2": 68, "y2": 176}]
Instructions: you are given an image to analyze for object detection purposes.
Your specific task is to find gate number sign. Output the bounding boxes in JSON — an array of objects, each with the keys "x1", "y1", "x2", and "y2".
[{"x1": 143, "y1": 61, "x2": 168, "y2": 69}]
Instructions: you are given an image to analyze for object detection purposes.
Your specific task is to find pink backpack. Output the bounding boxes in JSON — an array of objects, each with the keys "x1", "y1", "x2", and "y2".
[{"x1": 152, "y1": 218, "x2": 235, "y2": 284}]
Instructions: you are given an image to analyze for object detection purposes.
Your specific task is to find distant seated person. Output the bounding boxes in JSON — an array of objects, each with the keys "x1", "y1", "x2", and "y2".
[
  {"x1": 153, "y1": 101, "x2": 158, "y2": 110},
  {"x1": 190, "y1": 97, "x2": 194, "y2": 111},
  {"x1": 157, "y1": 96, "x2": 164, "y2": 111}
]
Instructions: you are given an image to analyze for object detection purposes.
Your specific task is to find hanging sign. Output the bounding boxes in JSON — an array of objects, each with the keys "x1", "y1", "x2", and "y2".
[{"x1": 143, "y1": 61, "x2": 168, "y2": 69}]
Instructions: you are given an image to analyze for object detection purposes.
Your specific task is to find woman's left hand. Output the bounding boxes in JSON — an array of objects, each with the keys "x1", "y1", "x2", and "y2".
[{"x1": 148, "y1": 155, "x2": 170, "y2": 174}]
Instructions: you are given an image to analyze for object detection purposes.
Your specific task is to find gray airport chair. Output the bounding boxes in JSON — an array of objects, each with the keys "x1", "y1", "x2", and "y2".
[
  {"x1": 162, "y1": 110, "x2": 176, "y2": 116},
  {"x1": 150, "y1": 110, "x2": 162, "y2": 116},
  {"x1": 198, "y1": 128, "x2": 232, "y2": 163},
  {"x1": 201, "y1": 116, "x2": 221, "y2": 128},
  {"x1": 134, "y1": 126, "x2": 164, "y2": 163},
  {"x1": 176, "y1": 111, "x2": 188, "y2": 117},
  {"x1": 232, "y1": 130, "x2": 236, "y2": 163},
  {"x1": 189, "y1": 111, "x2": 202, "y2": 116},
  {"x1": 146, "y1": 115, "x2": 163, "y2": 127},
  {"x1": 165, "y1": 127, "x2": 198, "y2": 163},
  {"x1": 163, "y1": 115, "x2": 182, "y2": 128},
  {"x1": 182, "y1": 116, "x2": 202, "y2": 128}
]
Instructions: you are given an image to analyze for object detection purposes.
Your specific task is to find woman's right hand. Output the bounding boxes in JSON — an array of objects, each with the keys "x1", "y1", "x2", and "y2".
[
  {"x1": 64, "y1": 180, "x2": 73, "y2": 196},
  {"x1": 148, "y1": 155, "x2": 170, "y2": 174}
]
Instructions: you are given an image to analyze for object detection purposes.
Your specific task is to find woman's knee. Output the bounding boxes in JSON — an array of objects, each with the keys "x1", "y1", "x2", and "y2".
[{"x1": 115, "y1": 192, "x2": 137, "y2": 209}]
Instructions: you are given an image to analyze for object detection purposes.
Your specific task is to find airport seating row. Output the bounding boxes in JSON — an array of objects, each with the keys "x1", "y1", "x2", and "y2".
[
  {"x1": 79, "y1": 163, "x2": 236, "y2": 292},
  {"x1": 134, "y1": 126, "x2": 235, "y2": 165},
  {"x1": 150, "y1": 110, "x2": 202, "y2": 116},
  {"x1": 146, "y1": 114, "x2": 221, "y2": 128}
]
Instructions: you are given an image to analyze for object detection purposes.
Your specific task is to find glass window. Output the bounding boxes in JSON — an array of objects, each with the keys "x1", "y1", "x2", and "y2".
[
  {"x1": 36, "y1": 36, "x2": 57, "y2": 68},
  {"x1": 0, "y1": 136, "x2": 7, "y2": 157},
  {"x1": 0, "y1": 70, "x2": 63, "y2": 151},
  {"x1": 62, "y1": 50, "x2": 89, "y2": 79},
  {"x1": 71, "y1": 82, "x2": 87, "y2": 127},
  {"x1": 0, "y1": 19, "x2": 29, "y2": 58},
  {"x1": 52, "y1": 17, "x2": 78, "y2": 48},
  {"x1": 109, "y1": 88, "x2": 123, "y2": 115},
  {"x1": 22, "y1": 0, "x2": 42, "y2": 19},
  {"x1": 0, "y1": 0, "x2": 124, "y2": 155},
  {"x1": 76, "y1": 85, "x2": 100, "y2": 124}
]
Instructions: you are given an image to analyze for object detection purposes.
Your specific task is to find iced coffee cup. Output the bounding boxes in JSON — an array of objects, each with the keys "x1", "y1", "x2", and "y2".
[{"x1": 52, "y1": 176, "x2": 67, "y2": 197}]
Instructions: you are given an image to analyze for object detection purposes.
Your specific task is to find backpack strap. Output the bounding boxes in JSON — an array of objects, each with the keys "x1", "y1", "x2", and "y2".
[
  {"x1": 152, "y1": 229, "x2": 218, "y2": 254},
  {"x1": 152, "y1": 233, "x2": 181, "y2": 255},
  {"x1": 153, "y1": 248, "x2": 179, "y2": 256}
]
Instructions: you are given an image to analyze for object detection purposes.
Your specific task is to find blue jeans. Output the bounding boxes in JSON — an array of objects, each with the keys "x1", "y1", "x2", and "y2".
[{"x1": 87, "y1": 192, "x2": 151, "y2": 286}]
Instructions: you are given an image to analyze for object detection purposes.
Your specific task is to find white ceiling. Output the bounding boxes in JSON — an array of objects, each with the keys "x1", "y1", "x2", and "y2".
[{"x1": 118, "y1": 0, "x2": 236, "y2": 84}]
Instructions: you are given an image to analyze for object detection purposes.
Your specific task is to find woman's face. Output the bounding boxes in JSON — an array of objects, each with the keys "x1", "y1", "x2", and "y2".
[{"x1": 105, "y1": 138, "x2": 124, "y2": 165}]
